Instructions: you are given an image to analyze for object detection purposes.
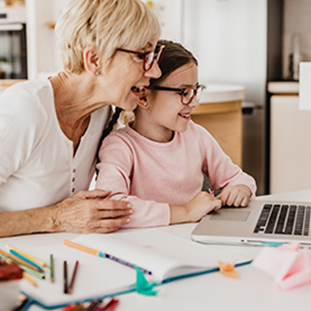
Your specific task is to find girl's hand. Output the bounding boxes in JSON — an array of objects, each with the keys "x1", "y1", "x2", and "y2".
[
  {"x1": 170, "y1": 191, "x2": 222, "y2": 224},
  {"x1": 216, "y1": 185, "x2": 251, "y2": 207}
]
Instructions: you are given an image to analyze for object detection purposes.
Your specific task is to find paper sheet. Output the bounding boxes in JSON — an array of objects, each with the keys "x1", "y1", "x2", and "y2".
[{"x1": 252, "y1": 243, "x2": 311, "y2": 290}]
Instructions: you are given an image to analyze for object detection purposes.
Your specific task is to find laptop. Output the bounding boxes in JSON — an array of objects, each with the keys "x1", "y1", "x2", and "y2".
[{"x1": 191, "y1": 198, "x2": 311, "y2": 247}]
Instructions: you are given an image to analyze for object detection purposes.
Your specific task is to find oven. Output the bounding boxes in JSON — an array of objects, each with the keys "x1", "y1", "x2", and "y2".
[{"x1": 0, "y1": 6, "x2": 27, "y2": 79}]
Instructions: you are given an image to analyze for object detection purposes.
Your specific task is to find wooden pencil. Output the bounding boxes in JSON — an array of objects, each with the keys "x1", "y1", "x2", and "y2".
[
  {"x1": 0, "y1": 249, "x2": 42, "y2": 272},
  {"x1": 6, "y1": 244, "x2": 49, "y2": 268},
  {"x1": 67, "y1": 260, "x2": 79, "y2": 294},
  {"x1": 64, "y1": 260, "x2": 68, "y2": 294},
  {"x1": 50, "y1": 254, "x2": 54, "y2": 283},
  {"x1": 23, "y1": 272, "x2": 38, "y2": 287}
]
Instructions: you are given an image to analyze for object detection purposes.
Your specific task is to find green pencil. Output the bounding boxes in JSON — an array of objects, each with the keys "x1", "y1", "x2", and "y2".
[
  {"x1": 50, "y1": 254, "x2": 54, "y2": 283},
  {"x1": 5, "y1": 257, "x2": 45, "y2": 279}
]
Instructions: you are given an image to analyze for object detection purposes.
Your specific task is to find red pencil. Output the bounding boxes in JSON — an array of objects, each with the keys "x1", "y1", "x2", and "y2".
[{"x1": 68, "y1": 260, "x2": 79, "y2": 294}]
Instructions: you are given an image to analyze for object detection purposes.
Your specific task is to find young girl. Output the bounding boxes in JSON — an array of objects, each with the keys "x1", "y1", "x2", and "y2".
[{"x1": 96, "y1": 40, "x2": 257, "y2": 228}]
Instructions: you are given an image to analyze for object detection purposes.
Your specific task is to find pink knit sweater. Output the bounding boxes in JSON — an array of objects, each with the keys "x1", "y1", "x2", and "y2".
[{"x1": 96, "y1": 121, "x2": 257, "y2": 228}]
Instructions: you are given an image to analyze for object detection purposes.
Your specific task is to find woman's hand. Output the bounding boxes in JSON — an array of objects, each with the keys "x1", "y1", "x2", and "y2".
[
  {"x1": 216, "y1": 185, "x2": 251, "y2": 207},
  {"x1": 170, "y1": 191, "x2": 222, "y2": 224},
  {"x1": 54, "y1": 189, "x2": 134, "y2": 233}
]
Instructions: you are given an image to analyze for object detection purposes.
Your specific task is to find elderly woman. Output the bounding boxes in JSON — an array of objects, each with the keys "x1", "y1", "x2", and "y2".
[{"x1": 0, "y1": 0, "x2": 162, "y2": 237}]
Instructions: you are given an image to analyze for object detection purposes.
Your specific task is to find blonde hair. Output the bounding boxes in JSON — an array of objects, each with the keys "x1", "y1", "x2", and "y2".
[{"x1": 55, "y1": 0, "x2": 161, "y2": 74}]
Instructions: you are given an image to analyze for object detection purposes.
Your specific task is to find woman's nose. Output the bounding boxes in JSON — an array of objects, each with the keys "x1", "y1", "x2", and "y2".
[{"x1": 145, "y1": 61, "x2": 161, "y2": 79}]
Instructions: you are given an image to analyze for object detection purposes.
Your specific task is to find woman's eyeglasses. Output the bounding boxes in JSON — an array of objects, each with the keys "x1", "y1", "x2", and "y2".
[
  {"x1": 116, "y1": 44, "x2": 165, "y2": 71},
  {"x1": 151, "y1": 84, "x2": 206, "y2": 105}
]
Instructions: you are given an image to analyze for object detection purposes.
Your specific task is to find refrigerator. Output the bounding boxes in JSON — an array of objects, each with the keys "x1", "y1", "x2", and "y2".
[{"x1": 178, "y1": 0, "x2": 283, "y2": 195}]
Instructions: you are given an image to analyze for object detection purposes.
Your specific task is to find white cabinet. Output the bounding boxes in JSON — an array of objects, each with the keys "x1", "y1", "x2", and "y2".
[{"x1": 270, "y1": 90, "x2": 311, "y2": 194}]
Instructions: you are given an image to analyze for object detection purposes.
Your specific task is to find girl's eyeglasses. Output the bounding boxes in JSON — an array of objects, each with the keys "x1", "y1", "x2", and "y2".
[
  {"x1": 116, "y1": 44, "x2": 165, "y2": 71},
  {"x1": 151, "y1": 84, "x2": 206, "y2": 105}
]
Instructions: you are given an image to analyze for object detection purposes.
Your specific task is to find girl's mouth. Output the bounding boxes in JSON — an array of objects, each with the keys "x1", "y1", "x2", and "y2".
[{"x1": 178, "y1": 113, "x2": 191, "y2": 120}]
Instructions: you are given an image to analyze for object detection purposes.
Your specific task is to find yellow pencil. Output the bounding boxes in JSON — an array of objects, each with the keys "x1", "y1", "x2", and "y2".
[
  {"x1": 0, "y1": 249, "x2": 42, "y2": 273},
  {"x1": 23, "y1": 272, "x2": 38, "y2": 287},
  {"x1": 6, "y1": 244, "x2": 49, "y2": 268}
]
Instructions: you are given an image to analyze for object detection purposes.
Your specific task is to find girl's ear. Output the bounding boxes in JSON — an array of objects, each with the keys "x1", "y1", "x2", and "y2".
[{"x1": 83, "y1": 46, "x2": 100, "y2": 76}]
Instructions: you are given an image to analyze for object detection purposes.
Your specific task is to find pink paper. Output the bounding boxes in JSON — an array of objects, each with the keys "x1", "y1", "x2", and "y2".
[{"x1": 252, "y1": 243, "x2": 311, "y2": 290}]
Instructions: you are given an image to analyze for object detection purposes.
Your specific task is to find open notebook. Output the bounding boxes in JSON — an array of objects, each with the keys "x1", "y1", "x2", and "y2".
[{"x1": 20, "y1": 229, "x2": 251, "y2": 309}]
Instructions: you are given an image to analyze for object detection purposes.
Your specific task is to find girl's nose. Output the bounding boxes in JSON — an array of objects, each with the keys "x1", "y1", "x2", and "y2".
[{"x1": 188, "y1": 96, "x2": 200, "y2": 109}]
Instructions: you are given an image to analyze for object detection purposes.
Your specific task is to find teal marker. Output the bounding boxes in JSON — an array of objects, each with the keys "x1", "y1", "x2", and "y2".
[{"x1": 261, "y1": 241, "x2": 284, "y2": 247}]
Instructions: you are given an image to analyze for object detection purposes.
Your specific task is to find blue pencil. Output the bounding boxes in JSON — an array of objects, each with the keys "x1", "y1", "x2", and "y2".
[{"x1": 9, "y1": 249, "x2": 43, "y2": 271}]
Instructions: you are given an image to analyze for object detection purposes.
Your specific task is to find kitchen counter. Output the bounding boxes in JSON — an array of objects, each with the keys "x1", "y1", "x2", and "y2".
[
  {"x1": 268, "y1": 81, "x2": 299, "y2": 94},
  {"x1": 200, "y1": 83, "x2": 244, "y2": 103}
]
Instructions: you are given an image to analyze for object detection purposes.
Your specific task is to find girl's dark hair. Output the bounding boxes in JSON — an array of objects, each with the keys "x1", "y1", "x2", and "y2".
[
  {"x1": 149, "y1": 39, "x2": 198, "y2": 89},
  {"x1": 96, "y1": 107, "x2": 122, "y2": 170}
]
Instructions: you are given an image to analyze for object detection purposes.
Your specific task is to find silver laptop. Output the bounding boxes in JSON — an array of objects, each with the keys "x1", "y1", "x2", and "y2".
[{"x1": 191, "y1": 199, "x2": 311, "y2": 247}]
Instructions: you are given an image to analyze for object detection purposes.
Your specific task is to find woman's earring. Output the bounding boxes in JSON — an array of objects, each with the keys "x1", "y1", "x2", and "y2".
[
  {"x1": 143, "y1": 102, "x2": 147, "y2": 107},
  {"x1": 95, "y1": 71, "x2": 99, "y2": 76}
]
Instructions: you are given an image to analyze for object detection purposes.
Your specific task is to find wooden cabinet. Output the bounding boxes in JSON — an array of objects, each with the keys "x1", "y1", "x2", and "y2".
[{"x1": 191, "y1": 100, "x2": 242, "y2": 167}]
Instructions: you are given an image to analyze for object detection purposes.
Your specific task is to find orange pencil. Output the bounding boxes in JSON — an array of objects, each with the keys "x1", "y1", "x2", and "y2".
[{"x1": 63, "y1": 240, "x2": 102, "y2": 257}]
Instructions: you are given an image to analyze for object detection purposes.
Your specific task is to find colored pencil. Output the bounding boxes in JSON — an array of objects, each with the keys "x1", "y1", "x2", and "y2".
[
  {"x1": 98, "y1": 298, "x2": 119, "y2": 311},
  {"x1": 63, "y1": 239, "x2": 152, "y2": 275},
  {"x1": 0, "y1": 249, "x2": 42, "y2": 273},
  {"x1": 64, "y1": 260, "x2": 68, "y2": 294},
  {"x1": 4, "y1": 257, "x2": 45, "y2": 279},
  {"x1": 50, "y1": 254, "x2": 54, "y2": 283},
  {"x1": 9, "y1": 249, "x2": 43, "y2": 271},
  {"x1": 84, "y1": 300, "x2": 103, "y2": 311},
  {"x1": 23, "y1": 272, "x2": 38, "y2": 287},
  {"x1": 6, "y1": 244, "x2": 49, "y2": 268},
  {"x1": 68, "y1": 260, "x2": 79, "y2": 294}
]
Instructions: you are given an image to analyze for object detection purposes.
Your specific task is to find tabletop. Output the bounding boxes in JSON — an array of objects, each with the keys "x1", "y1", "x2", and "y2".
[{"x1": 1, "y1": 189, "x2": 311, "y2": 311}]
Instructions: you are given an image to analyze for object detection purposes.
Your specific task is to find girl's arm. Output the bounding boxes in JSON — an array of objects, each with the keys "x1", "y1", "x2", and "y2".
[{"x1": 199, "y1": 126, "x2": 257, "y2": 199}]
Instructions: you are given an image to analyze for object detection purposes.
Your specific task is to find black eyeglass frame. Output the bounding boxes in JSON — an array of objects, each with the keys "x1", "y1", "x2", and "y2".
[
  {"x1": 151, "y1": 84, "x2": 206, "y2": 105},
  {"x1": 116, "y1": 44, "x2": 165, "y2": 71}
]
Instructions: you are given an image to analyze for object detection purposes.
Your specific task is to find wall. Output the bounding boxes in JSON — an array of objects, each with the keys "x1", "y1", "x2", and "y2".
[{"x1": 283, "y1": 0, "x2": 311, "y2": 80}]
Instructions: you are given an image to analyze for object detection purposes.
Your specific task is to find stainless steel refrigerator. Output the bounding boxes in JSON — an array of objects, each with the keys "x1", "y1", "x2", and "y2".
[{"x1": 182, "y1": 0, "x2": 283, "y2": 195}]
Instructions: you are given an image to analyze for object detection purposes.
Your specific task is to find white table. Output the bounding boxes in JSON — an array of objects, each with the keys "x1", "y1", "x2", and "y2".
[{"x1": 1, "y1": 190, "x2": 311, "y2": 311}]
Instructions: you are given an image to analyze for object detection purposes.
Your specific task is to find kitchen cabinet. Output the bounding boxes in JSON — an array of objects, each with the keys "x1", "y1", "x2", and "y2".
[
  {"x1": 269, "y1": 81, "x2": 311, "y2": 194},
  {"x1": 192, "y1": 84, "x2": 244, "y2": 167}
]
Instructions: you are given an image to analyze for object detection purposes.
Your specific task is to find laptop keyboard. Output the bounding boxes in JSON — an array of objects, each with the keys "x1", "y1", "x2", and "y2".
[{"x1": 254, "y1": 204, "x2": 310, "y2": 236}]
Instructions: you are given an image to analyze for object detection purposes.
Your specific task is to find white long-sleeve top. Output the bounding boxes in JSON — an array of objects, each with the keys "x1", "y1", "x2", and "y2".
[
  {"x1": 0, "y1": 79, "x2": 110, "y2": 211},
  {"x1": 96, "y1": 121, "x2": 257, "y2": 228}
]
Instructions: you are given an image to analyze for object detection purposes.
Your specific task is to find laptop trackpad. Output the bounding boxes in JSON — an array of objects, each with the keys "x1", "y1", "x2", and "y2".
[{"x1": 210, "y1": 210, "x2": 250, "y2": 222}]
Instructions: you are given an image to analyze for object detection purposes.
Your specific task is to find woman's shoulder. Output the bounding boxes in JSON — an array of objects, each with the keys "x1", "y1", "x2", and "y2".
[
  {"x1": 0, "y1": 79, "x2": 54, "y2": 133},
  {"x1": 0, "y1": 79, "x2": 53, "y2": 118}
]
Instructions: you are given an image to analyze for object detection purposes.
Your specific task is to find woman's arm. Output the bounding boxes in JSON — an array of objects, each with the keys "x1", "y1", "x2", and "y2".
[{"x1": 0, "y1": 189, "x2": 133, "y2": 238}]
